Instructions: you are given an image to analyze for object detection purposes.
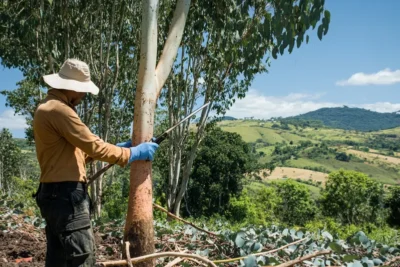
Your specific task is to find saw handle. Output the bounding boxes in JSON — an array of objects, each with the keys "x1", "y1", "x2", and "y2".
[
  {"x1": 152, "y1": 133, "x2": 167, "y2": 144},
  {"x1": 87, "y1": 135, "x2": 166, "y2": 184}
]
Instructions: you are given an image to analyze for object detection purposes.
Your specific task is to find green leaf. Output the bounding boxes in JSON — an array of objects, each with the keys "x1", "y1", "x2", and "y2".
[
  {"x1": 296, "y1": 35, "x2": 303, "y2": 48},
  {"x1": 306, "y1": 35, "x2": 310, "y2": 44},
  {"x1": 324, "y1": 10, "x2": 331, "y2": 22},
  {"x1": 362, "y1": 259, "x2": 374, "y2": 267},
  {"x1": 250, "y1": 242, "x2": 263, "y2": 252},
  {"x1": 317, "y1": 24, "x2": 324, "y2": 40},
  {"x1": 343, "y1": 255, "x2": 359, "y2": 262},
  {"x1": 272, "y1": 46, "x2": 278, "y2": 59},
  {"x1": 282, "y1": 229, "x2": 289, "y2": 235},
  {"x1": 296, "y1": 231, "x2": 304, "y2": 239},
  {"x1": 324, "y1": 24, "x2": 329, "y2": 35},
  {"x1": 348, "y1": 261, "x2": 364, "y2": 267},
  {"x1": 235, "y1": 231, "x2": 246, "y2": 248},
  {"x1": 243, "y1": 255, "x2": 257, "y2": 267},
  {"x1": 329, "y1": 242, "x2": 342, "y2": 253},
  {"x1": 373, "y1": 259, "x2": 383, "y2": 266},
  {"x1": 380, "y1": 245, "x2": 389, "y2": 254},
  {"x1": 389, "y1": 247, "x2": 400, "y2": 254},
  {"x1": 322, "y1": 231, "x2": 333, "y2": 241}
]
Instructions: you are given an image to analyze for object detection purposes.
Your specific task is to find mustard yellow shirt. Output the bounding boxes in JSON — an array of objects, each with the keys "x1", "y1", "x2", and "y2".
[{"x1": 33, "y1": 90, "x2": 130, "y2": 183}]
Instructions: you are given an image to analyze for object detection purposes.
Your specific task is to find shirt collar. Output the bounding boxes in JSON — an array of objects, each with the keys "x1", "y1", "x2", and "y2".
[{"x1": 47, "y1": 90, "x2": 76, "y2": 111}]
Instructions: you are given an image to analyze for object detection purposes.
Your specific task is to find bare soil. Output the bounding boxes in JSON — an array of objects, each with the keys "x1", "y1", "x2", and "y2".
[
  {"x1": 259, "y1": 167, "x2": 328, "y2": 184},
  {"x1": 0, "y1": 224, "x2": 123, "y2": 266}
]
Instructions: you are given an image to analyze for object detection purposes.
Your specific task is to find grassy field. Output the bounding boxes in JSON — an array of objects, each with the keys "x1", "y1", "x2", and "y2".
[
  {"x1": 221, "y1": 125, "x2": 310, "y2": 144},
  {"x1": 346, "y1": 149, "x2": 400, "y2": 165},
  {"x1": 219, "y1": 120, "x2": 400, "y2": 187},
  {"x1": 287, "y1": 158, "x2": 328, "y2": 169}
]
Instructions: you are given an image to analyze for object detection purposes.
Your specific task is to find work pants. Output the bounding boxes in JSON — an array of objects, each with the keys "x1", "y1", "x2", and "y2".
[{"x1": 35, "y1": 181, "x2": 96, "y2": 267}]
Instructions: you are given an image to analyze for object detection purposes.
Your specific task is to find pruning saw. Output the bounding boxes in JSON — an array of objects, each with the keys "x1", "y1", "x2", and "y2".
[{"x1": 87, "y1": 102, "x2": 210, "y2": 185}]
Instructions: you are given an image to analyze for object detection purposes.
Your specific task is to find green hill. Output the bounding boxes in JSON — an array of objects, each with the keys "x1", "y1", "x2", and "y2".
[
  {"x1": 286, "y1": 106, "x2": 400, "y2": 131},
  {"x1": 219, "y1": 120, "x2": 400, "y2": 188}
]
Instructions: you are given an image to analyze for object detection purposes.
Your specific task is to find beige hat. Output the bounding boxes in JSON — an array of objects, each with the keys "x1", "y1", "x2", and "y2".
[{"x1": 43, "y1": 59, "x2": 99, "y2": 95}]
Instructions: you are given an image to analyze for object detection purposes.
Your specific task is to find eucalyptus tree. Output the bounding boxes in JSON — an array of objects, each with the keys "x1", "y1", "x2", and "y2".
[{"x1": 158, "y1": 0, "x2": 331, "y2": 216}]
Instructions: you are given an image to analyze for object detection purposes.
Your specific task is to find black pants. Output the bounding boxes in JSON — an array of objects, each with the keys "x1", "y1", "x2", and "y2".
[{"x1": 35, "y1": 182, "x2": 96, "y2": 267}]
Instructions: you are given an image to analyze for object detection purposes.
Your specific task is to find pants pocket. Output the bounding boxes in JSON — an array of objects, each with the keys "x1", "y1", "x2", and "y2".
[
  {"x1": 66, "y1": 189, "x2": 91, "y2": 231},
  {"x1": 63, "y1": 226, "x2": 96, "y2": 266}
]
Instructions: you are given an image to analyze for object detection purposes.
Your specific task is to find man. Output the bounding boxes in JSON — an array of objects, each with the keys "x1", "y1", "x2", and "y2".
[{"x1": 33, "y1": 58, "x2": 159, "y2": 267}]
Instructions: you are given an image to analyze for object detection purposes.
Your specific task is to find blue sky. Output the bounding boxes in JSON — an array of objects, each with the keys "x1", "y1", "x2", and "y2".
[{"x1": 1, "y1": 0, "x2": 400, "y2": 137}]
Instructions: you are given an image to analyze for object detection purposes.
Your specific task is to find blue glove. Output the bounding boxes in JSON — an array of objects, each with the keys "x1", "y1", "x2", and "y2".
[
  {"x1": 116, "y1": 140, "x2": 132, "y2": 148},
  {"x1": 129, "y1": 142, "x2": 159, "y2": 163}
]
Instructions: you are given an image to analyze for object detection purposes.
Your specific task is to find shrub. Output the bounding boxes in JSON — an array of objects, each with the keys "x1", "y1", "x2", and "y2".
[
  {"x1": 386, "y1": 186, "x2": 400, "y2": 227},
  {"x1": 273, "y1": 180, "x2": 317, "y2": 226},
  {"x1": 321, "y1": 170, "x2": 386, "y2": 225}
]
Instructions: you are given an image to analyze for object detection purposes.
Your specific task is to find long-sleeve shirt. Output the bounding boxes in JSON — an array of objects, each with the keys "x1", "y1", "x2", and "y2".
[{"x1": 33, "y1": 90, "x2": 130, "y2": 183}]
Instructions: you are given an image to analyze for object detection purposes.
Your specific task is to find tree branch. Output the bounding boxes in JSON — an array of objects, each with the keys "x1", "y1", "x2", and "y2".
[
  {"x1": 267, "y1": 250, "x2": 331, "y2": 267},
  {"x1": 165, "y1": 257, "x2": 183, "y2": 267},
  {"x1": 155, "y1": 0, "x2": 191, "y2": 95},
  {"x1": 153, "y1": 203, "x2": 217, "y2": 237},
  {"x1": 125, "y1": 242, "x2": 133, "y2": 267},
  {"x1": 96, "y1": 252, "x2": 217, "y2": 267},
  {"x1": 213, "y1": 238, "x2": 307, "y2": 264}
]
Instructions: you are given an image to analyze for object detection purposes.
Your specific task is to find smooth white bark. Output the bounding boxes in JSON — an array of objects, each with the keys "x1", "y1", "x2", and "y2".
[{"x1": 155, "y1": 0, "x2": 191, "y2": 95}]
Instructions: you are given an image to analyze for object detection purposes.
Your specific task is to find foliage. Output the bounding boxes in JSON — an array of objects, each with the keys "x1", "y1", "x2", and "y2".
[
  {"x1": 226, "y1": 188, "x2": 279, "y2": 226},
  {"x1": 386, "y1": 186, "x2": 400, "y2": 227},
  {"x1": 161, "y1": 0, "x2": 331, "y2": 216},
  {"x1": 289, "y1": 107, "x2": 400, "y2": 132},
  {"x1": 182, "y1": 127, "x2": 258, "y2": 217},
  {"x1": 0, "y1": 0, "x2": 139, "y2": 141},
  {"x1": 366, "y1": 135, "x2": 400, "y2": 152},
  {"x1": 0, "y1": 129, "x2": 23, "y2": 193},
  {"x1": 1, "y1": 187, "x2": 400, "y2": 266},
  {"x1": 304, "y1": 218, "x2": 399, "y2": 245},
  {"x1": 101, "y1": 177, "x2": 129, "y2": 220},
  {"x1": 274, "y1": 180, "x2": 317, "y2": 226},
  {"x1": 335, "y1": 152, "x2": 352, "y2": 162},
  {"x1": 91, "y1": 217, "x2": 400, "y2": 267},
  {"x1": 321, "y1": 170, "x2": 386, "y2": 225}
]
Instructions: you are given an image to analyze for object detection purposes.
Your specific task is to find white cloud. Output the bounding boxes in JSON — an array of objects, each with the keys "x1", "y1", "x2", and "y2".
[
  {"x1": 223, "y1": 89, "x2": 400, "y2": 119},
  {"x1": 360, "y1": 102, "x2": 400, "y2": 113},
  {"x1": 0, "y1": 110, "x2": 27, "y2": 130},
  {"x1": 224, "y1": 90, "x2": 340, "y2": 119},
  {"x1": 336, "y1": 68, "x2": 400, "y2": 86}
]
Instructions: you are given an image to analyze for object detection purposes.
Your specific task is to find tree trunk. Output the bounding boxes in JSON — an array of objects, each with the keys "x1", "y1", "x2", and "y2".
[
  {"x1": 124, "y1": 0, "x2": 190, "y2": 264},
  {"x1": 124, "y1": 0, "x2": 158, "y2": 265}
]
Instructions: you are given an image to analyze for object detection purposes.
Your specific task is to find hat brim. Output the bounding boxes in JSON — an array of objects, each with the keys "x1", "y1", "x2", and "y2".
[{"x1": 43, "y1": 73, "x2": 99, "y2": 95}]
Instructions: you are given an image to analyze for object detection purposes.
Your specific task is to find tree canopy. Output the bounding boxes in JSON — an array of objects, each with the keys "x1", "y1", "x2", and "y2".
[{"x1": 321, "y1": 170, "x2": 386, "y2": 225}]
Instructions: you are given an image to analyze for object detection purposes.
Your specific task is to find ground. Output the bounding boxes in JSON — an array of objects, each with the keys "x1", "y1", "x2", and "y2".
[
  {"x1": 0, "y1": 214, "x2": 122, "y2": 266},
  {"x1": 266, "y1": 167, "x2": 328, "y2": 184}
]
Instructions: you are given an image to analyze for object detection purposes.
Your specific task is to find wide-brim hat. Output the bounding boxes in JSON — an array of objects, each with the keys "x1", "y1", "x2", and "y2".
[{"x1": 43, "y1": 58, "x2": 99, "y2": 95}]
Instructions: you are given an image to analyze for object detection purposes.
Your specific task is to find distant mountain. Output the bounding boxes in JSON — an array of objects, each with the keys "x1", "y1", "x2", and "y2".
[
  {"x1": 220, "y1": 116, "x2": 237, "y2": 121},
  {"x1": 286, "y1": 107, "x2": 400, "y2": 131}
]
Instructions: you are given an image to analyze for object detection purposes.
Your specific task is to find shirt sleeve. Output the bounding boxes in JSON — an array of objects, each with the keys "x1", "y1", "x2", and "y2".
[{"x1": 50, "y1": 104, "x2": 130, "y2": 167}]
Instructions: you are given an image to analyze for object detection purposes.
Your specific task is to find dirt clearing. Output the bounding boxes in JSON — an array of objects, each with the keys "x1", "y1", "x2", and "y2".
[
  {"x1": 347, "y1": 149, "x2": 400, "y2": 165},
  {"x1": 257, "y1": 167, "x2": 328, "y2": 184}
]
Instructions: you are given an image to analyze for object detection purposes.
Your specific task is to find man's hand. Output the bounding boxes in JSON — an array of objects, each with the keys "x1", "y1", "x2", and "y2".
[{"x1": 129, "y1": 142, "x2": 159, "y2": 163}]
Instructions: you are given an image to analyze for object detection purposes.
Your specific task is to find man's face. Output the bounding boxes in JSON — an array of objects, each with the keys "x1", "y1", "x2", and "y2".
[{"x1": 71, "y1": 92, "x2": 87, "y2": 106}]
